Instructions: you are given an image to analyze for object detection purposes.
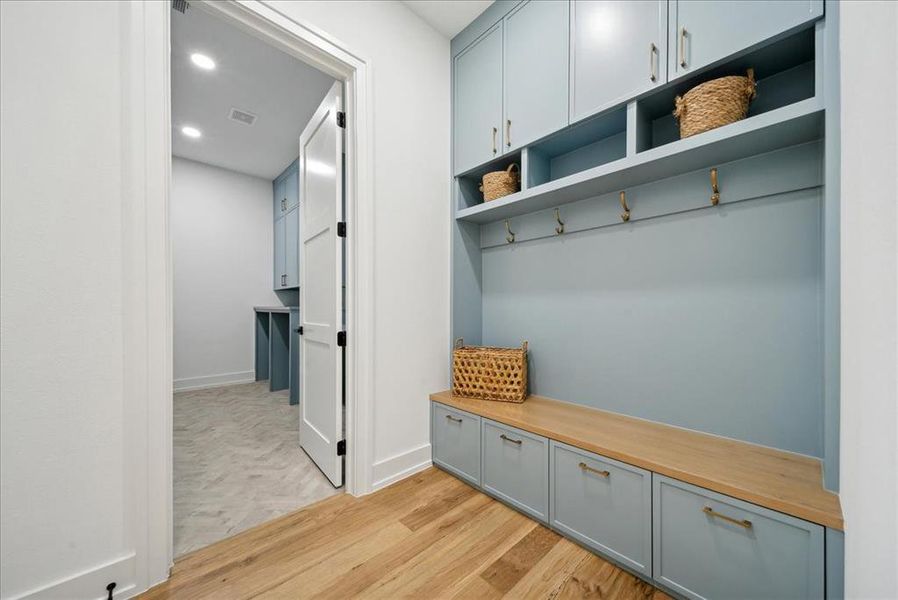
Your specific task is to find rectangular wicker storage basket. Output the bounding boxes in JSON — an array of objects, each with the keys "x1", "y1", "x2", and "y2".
[{"x1": 452, "y1": 338, "x2": 528, "y2": 403}]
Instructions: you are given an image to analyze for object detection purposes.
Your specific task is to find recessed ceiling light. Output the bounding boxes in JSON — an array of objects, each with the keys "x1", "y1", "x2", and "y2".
[
  {"x1": 181, "y1": 126, "x2": 202, "y2": 138},
  {"x1": 190, "y1": 53, "x2": 216, "y2": 70}
]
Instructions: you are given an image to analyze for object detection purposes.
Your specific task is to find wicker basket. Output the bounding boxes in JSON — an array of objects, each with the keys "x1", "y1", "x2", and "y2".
[
  {"x1": 453, "y1": 338, "x2": 528, "y2": 403},
  {"x1": 479, "y1": 163, "x2": 520, "y2": 202},
  {"x1": 673, "y1": 68, "x2": 756, "y2": 139}
]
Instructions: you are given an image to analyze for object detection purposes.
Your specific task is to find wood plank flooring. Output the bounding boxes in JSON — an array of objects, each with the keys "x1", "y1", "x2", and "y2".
[{"x1": 141, "y1": 467, "x2": 670, "y2": 600}]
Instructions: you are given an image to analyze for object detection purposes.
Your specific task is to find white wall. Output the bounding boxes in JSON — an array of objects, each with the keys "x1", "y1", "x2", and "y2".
[
  {"x1": 0, "y1": 0, "x2": 450, "y2": 597},
  {"x1": 839, "y1": 1, "x2": 898, "y2": 599},
  {"x1": 269, "y1": 1, "x2": 451, "y2": 487},
  {"x1": 0, "y1": 2, "x2": 133, "y2": 598},
  {"x1": 171, "y1": 157, "x2": 281, "y2": 391}
]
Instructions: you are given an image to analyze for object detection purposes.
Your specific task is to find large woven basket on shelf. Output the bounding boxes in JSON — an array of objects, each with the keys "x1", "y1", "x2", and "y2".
[
  {"x1": 479, "y1": 163, "x2": 520, "y2": 202},
  {"x1": 673, "y1": 68, "x2": 756, "y2": 139},
  {"x1": 453, "y1": 338, "x2": 528, "y2": 403}
]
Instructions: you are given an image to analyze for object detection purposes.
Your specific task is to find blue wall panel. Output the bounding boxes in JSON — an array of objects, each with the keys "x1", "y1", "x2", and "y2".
[{"x1": 482, "y1": 188, "x2": 823, "y2": 456}]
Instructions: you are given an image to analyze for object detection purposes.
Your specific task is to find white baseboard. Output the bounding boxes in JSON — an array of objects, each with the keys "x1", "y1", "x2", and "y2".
[
  {"x1": 173, "y1": 370, "x2": 255, "y2": 392},
  {"x1": 370, "y1": 443, "x2": 433, "y2": 491},
  {"x1": 8, "y1": 553, "x2": 136, "y2": 600}
]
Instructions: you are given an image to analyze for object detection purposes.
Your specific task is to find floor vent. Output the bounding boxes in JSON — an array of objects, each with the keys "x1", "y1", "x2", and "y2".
[{"x1": 229, "y1": 108, "x2": 258, "y2": 126}]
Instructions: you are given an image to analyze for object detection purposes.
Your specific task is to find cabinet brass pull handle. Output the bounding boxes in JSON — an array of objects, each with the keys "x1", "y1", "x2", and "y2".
[
  {"x1": 578, "y1": 462, "x2": 610, "y2": 477},
  {"x1": 710, "y1": 168, "x2": 720, "y2": 205},
  {"x1": 492, "y1": 127, "x2": 498, "y2": 155},
  {"x1": 703, "y1": 506, "x2": 752, "y2": 529},
  {"x1": 506, "y1": 119, "x2": 512, "y2": 148},
  {"x1": 649, "y1": 43, "x2": 657, "y2": 82},
  {"x1": 445, "y1": 414, "x2": 462, "y2": 423},
  {"x1": 500, "y1": 433, "x2": 522, "y2": 445},
  {"x1": 679, "y1": 27, "x2": 688, "y2": 68}
]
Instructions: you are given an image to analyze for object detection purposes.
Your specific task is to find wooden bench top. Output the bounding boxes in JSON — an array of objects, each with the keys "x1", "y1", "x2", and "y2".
[{"x1": 431, "y1": 390, "x2": 843, "y2": 530}]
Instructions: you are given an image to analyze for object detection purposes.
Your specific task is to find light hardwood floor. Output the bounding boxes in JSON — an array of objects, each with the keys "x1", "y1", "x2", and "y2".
[{"x1": 142, "y1": 467, "x2": 670, "y2": 599}]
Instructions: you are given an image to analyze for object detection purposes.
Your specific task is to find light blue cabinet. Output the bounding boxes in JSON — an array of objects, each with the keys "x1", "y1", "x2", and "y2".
[
  {"x1": 504, "y1": 0, "x2": 569, "y2": 151},
  {"x1": 571, "y1": 1, "x2": 667, "y2": 123},
  {"x1": 669, "y1": 0, "x2": 823, "y2": 79},
  {"x1": 273, "y1": 160, "x2": 299, "y2": 290},
  {"x1": 432, "y1": 403, "x2": 482, "y2": 486},
  {"x1": 284, "y1": 206, "x2": 299, "y2": 288},
  {"x1": 454, "y1": 24, "x2": 503, "y2": 174},
  {"x1": 550, "y1": 441, "x2": 652, "y2": 577},
  {"x1": 273, "y1": 216, "x2": 286, "y2": 289},
  {"x1": 273, "y1": 159, "x2": 298, "y2": 219},
  {"x1": 653, "y1": 475, "x2": 824, "y2": 600},
  {"x1": 482, "y1": 419, "x2": 549, "y2": 523}
]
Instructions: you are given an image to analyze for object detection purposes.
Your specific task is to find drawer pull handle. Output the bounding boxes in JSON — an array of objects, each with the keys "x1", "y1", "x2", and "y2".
[
  {"x1": 703, "y1": 506, "x2": 752, "y2": 529},
  {"x1": 679, "y1": 26, "x2": 688, "y2": 68},
  {"x1": 445, "y1": 414, "x2": 462, "y2": 423},
  {"x1": 578, "y1": 462, "x2": 610, "y2": 477},
  {"x1": 649, "y1": 42, "x2": 657, "y2": 82},
  {"x1": 500, "y1": 433, "x2": 522, "y2": 445}
]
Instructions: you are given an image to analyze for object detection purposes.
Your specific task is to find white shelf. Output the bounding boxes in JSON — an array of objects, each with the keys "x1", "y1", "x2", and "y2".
[{"x1": 456, "y1": 99, "x2": 824, "y2": 224}]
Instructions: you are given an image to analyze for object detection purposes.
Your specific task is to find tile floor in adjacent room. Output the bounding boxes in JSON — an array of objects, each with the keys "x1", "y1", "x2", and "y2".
[{"x1": 173, "y1": 381, "x2": 341, "y2": 557}]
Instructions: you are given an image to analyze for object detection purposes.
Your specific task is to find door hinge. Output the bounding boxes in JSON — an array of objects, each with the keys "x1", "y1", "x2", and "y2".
[
  {"x1": 337, "y1": 331, "x2": 347, "y2": 347},
  {"x1": 336, "y1": 111, "x2": 346, "y2": 128},
  {"x1": 296, "y1": 326, "x2": 303, "y2": 335},
  {"x1": 337, "y1": 221, "x2": 347, "y2": 238},
  {"x1": 337, "y1": 440, "x2": 346, "y2": 456}
]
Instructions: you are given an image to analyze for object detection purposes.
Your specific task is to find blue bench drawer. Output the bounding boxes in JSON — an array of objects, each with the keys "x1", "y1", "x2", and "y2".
[
  {"x1": 653, "y1": 475, "x2": 824, "y2": 600},
  {"x1": 432, "y1": 403, "x2": 481, "y2": 486},
  {"x1": 550, "y1": 441, "x2": 652, "y2": 577},
  {"x1": 482, "y1": 419, "x2": 549, "y2": 522}
]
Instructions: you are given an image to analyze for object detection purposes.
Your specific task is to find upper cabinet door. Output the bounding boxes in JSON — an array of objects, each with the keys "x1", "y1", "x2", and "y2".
[
  {"x1": 273, "y1": 216, "x2": 286, "y2": 289},
  {"x1": 454, "y1": 24, "x2": 503, "y2": 175},
  {"x1": 504, "y1": 0, "x2": 570, "y2": 152},
  {"x1": 284, "y1": 161, "x2": 299, "y2": 213},
  {"x1": 273, "y1": 176, "x2": 287, "y2": 220},
  {"x1": 571, "y1": 1, "x2": 667, "y2": 123},
  {"x1": 670, "y1": 0, "x2": 823, "y2": 79},
  {"x1": 285, "y1": 206, "x2": 299, "y2": 288}
]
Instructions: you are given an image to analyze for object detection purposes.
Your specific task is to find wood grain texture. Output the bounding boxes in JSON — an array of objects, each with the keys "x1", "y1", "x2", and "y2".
[
  {"x1": 432, "y1": 391, "x2": 843, "y2": 529},
  {"x1": 140, "y1": 468, "x2": 670, "y2": 600}
]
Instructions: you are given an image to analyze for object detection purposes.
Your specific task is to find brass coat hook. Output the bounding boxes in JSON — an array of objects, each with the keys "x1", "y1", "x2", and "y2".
[
  {"x1": 554, "y1": 208, "x2": 564, "y2": 235},
  {"x1": 710, "y1": 168, "x2": 720, "y2": 205},
  {"x1": 619, "y1": 191, "x2": 630, "y2": 222},
  {"x1": 505, "y1": 219, "x2": 515, "y2": 244}
]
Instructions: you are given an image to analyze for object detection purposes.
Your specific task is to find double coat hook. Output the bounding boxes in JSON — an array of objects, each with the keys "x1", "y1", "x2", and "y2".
[
  {"x1": 619, "y1": 191, "x2": 630, "y2": 222},
  {"x1": 554, "y1": 208, "x2": 564, "y2": 235},
  {"x1": 710, "y1": 168, "x2": 720, "y2": 205},
  {"x1": 504, "y1": 219, "x2": 515, "y2": 244}
]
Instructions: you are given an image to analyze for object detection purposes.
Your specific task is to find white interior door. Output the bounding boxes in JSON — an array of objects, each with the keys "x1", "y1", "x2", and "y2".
[{"x1": 299, "y1": 81, "x2": 344, "y2": 487}]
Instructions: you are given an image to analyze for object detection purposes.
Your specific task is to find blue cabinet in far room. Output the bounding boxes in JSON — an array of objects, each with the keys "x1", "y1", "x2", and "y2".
[
  {"x1": 273, "y1": 216, "x2": 286, "y2": 289},
  {"x1": 454, "y1": 23, "x2": 503, "y2": 175},
  {"x1": 571, "y1": 1, "x2": 667, "y2": 122},
  {"x1": 504, "y1": 0, "x2": 569, "y2": 151},
  {"x1": 284, "y1": 206, "x2": 299, "y2": 288},
  {"x1": 669, "y1": 0, "x2": 824, "y2": 80},
  {"x1": 272, "y1": 159, "x2": 299, "y2": 290}
]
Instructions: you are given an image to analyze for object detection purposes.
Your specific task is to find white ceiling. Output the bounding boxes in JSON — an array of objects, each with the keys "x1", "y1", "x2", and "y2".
[
  {"x1": 402, "y1": 1, "x2": 494, "y2": 39},
  {"x1": 171, "y1": 7, "x2": 336, "y2": 180}
]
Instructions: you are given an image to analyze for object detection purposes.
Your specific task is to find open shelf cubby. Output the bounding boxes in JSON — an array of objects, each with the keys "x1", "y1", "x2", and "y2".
[
  {"x1": 524, "y1": 107, "x2": 627, "y2": 189},
  {"x1": 456, "y1": 150, "x2": 523, "y2": 211},
  {"x1": 634, "y1": 28, "x2": 817, "y2": 153}
]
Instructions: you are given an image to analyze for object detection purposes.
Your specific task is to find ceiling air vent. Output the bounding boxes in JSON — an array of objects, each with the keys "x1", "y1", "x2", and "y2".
[
  {"x1": 228, "y1": 108, "x2": 258, "y2": 126},
  {"x1": 171, "y1": 0, "x2": 189, "y2": 14}
]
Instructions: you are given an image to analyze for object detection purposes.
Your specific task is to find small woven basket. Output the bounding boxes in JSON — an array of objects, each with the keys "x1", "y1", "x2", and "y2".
[
  {"x1": 673, "y1": 68, "x2": 757, "y2": 139},
  {"x1": 480, "y1": 163, "x2": 520, "y2": 202},
  {"x1": 452, "y1": 338, "x2": 528, "y2": 403}
]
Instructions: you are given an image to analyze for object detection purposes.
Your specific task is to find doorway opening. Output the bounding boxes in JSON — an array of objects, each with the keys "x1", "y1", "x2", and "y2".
[{"x1": 169, "y1": 2, "x2": 348, "y2": 557}]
